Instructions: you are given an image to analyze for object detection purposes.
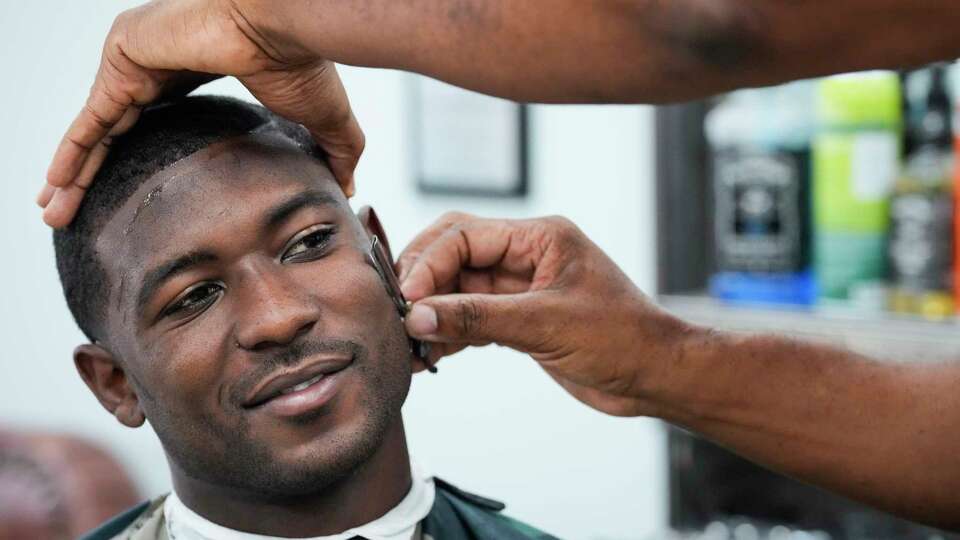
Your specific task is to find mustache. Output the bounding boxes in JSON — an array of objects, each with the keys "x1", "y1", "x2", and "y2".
[
  {"x1": 230, "y1": 339, "x2": 364, "y2": 406},
  {"x1": 270, "y1": 339, "x2": 361, "y2": 367}
]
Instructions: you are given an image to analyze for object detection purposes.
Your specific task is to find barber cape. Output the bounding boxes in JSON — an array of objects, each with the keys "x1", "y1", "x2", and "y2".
[{"x1": 79, "y1": 477, "x2": 558, "y2": 540}]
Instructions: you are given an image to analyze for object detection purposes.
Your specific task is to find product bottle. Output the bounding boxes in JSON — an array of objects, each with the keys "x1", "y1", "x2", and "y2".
[
  {"x1": 813, "y1": 71, "x2": 902, "y2": 306},
  {"x1": 953, "y1": 62, "x2": 960, "y2": 312},
  {"x1": 707, "y1": 81, "x2": 817, "y2": 305},
  {"x1": 889, "y1": 64, "x2": 955, "y2": 319}
]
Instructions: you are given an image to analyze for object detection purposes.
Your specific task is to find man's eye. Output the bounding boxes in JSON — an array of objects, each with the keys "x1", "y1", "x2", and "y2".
[
  {"x1": 282, "y1": 225, "x2": 336, "y2": 263},
  {"x1": 162, "y1": 282, "x2": 223, "y2": 319}
]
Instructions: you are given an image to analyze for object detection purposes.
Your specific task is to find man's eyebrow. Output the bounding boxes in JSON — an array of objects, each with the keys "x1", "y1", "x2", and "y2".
[
  {"x1": 136, "y1": 251, "x2": 219, "y2": 314},
  {"x1": 264, "y1": 190, "x2": 340, "y2": 230}
]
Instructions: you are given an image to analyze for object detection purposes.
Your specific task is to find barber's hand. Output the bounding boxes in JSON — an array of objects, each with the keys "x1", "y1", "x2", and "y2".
[
  {"x1": 39, "y1": 0, "x2": 364, "y2": 228},
  {"x1": 397, "y1": 213, "x2": 693, "y2": 417}
]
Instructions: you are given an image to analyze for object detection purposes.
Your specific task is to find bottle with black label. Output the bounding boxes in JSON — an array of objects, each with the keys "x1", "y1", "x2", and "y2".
[
  {"x1": 888, "y1": 64, "x2": 955, "y2": 319},
  {"x1": 707, "y1": 81, "x2": 816, "y2": 305}
]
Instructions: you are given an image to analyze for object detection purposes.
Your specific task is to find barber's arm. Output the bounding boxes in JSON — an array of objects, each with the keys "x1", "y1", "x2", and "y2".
[
  {"x1": 41, "y1": 0, "x2": 960, "y2": 227},
  {"x1": 252, "y1": 0, "x2": 960, "y2": 104},
  {"x1": 397, "y1": 213, "x2": 960, "y2": 531}
]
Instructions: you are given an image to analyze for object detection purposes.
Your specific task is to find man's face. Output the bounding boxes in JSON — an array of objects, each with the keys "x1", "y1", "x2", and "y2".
[{"x1": 94, "y1": 134, "x2": 412, "y2": 496}]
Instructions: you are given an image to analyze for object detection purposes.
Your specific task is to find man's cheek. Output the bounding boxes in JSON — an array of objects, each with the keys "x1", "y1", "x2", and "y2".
[
  {"x1": 325, "y1": 267, "x2": 397, "y2": 325},
  {"x1": 146, "y1": 342, "x2": 224, "y2": 411}
]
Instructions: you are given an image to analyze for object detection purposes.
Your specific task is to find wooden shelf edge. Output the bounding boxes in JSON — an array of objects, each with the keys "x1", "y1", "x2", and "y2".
[{"x1": 658, "y1": 294, "x2": 960, "y2": 362}]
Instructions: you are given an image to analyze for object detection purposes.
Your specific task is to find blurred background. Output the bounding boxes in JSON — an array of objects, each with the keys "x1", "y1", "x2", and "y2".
[{"x1": 1, "y1": 2, "x2": 959, "y2": 540}]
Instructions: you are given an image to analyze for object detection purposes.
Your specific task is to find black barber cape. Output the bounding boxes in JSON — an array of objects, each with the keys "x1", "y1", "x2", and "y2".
[{"x1": 81, "y1": 478, "x2": 561, "y2": 540}]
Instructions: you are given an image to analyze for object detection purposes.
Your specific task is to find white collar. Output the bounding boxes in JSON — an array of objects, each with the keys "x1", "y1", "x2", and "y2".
[{"x1": 164, "y1": 463, "x2": 435, "y2": 540}]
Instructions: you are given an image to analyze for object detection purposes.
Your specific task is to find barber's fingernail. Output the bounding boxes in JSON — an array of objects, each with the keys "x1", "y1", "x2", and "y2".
[
  {"x1": 401, "y1": 278, "x2": 424, "y2": 301},
  {"x1": 400, "y1": 280, "x2": 414, "y2": 298},
  {"x1": 36, "y1": 184, "x2": 55, "y2": 207},
  {"x1": 406, "y1": 304, "x2": 438, "y2": 336}
]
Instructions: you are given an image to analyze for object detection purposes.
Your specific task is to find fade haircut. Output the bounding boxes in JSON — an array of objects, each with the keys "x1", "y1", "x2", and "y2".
[{"x1": 53, "y1": 96, "x2": 322, "y2": 343}]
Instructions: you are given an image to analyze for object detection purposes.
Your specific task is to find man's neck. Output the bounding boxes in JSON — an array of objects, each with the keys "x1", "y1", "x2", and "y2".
[{"x1": 168, "y1": 420, "x2": 412, "y2": 537}]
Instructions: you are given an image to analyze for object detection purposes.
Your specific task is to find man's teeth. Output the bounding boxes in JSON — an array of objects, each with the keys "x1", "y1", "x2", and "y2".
[{"x1": 281, "y1": 374, "x2": 325, "y2": 395}]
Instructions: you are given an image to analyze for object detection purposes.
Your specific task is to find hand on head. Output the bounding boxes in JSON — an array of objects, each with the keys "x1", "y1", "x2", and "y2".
[
  {"x1": 38, "y1": 0, "x2": 364, "y2": 228},
  {"x1": 397, "y1": 212, "x2": 693, "y2": 417}
]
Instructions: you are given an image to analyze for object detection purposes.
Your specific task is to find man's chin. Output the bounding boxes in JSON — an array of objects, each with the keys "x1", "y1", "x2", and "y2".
[{"x1": 246, "y1": 414, "x2": 390, "y2": 498}]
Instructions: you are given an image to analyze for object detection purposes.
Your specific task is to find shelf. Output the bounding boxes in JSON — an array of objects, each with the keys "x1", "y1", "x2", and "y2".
[{"x1": 659, "y1": 294, "x2": 960, "y2": 362}]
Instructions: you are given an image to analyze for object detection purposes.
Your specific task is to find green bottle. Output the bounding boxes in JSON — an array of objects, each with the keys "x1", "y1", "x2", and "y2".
[{"x1": 813, "y1": 71, "x2": 902, "y2": 304}]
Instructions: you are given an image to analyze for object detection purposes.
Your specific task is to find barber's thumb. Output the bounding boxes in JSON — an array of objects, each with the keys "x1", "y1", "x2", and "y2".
[{"x1": 405, "y1": 293, "x2": 534, "y2": 349}]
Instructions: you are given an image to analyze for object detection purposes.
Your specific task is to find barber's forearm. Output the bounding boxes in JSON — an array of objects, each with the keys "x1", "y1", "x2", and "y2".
[
  {"x1": 650, "y1": 328, "x2": 960, "y2": 529},
  {"x1": 243, "y1": 0, "x2": 667, "y2": 102},
  {"x1": 244, "y1": 0, "x2": 960, "y2": 104}
]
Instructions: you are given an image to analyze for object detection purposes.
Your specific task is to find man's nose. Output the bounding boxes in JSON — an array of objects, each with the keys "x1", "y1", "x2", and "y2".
[{"x1": 234, "y1": 264, "x2": 320, "y2": 351}]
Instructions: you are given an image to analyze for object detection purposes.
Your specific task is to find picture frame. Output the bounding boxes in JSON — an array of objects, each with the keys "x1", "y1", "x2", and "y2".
[{"x1": 409, "y1": 76, "x2": 528, "y2": 197}]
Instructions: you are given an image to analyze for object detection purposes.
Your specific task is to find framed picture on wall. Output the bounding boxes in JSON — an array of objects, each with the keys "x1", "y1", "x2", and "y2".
[{"x1": 409, "y1": 76, "x2": 528, "y2": 197}]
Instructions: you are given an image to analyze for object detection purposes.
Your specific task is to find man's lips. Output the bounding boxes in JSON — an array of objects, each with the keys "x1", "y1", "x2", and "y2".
[{"x1": 242, "y1": 355, "x2": 353, "y2": 409}]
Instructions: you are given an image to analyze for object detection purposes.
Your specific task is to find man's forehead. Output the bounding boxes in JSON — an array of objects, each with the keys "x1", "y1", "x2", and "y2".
[{"x1": 95, "y1": 135, "x2": 344, "y2": 284}]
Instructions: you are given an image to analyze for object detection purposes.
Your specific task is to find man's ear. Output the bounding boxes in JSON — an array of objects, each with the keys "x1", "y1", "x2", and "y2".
[
  {"x1": 356, "y1": 206, "x2": 394, "y2": 262},
  {"x1": 74, "y1": 344, "x2": 145, "y2": 428}
]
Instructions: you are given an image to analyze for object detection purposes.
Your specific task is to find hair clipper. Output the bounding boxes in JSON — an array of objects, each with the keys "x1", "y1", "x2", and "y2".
[{"x1": 367, "y1": 235, "x2": 436, "y2": 373}]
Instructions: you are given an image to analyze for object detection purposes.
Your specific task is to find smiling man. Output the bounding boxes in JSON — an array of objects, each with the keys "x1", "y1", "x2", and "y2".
[{"x1": 53, "y1": 96, "x2": 554, "y2": 540}]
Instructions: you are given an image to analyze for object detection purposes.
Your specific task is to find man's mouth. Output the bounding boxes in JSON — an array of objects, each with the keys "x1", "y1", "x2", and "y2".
[
  {"x1": 243, "y1": 356, "x2": 353, "y2": 417},
  {"x1": 281, "y1": 373, "x2": 326, "y2": 395}
]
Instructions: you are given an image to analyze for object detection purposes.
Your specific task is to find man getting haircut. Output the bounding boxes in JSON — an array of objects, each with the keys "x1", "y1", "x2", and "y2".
[{"x1": 53, "y1": 96, "x2": 555, "y2": 540}]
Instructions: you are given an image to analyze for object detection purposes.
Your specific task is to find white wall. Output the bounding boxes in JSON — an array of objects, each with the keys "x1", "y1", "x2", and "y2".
[{"x1": 0, "y1": 3, "x2": 664, "y2": 538}]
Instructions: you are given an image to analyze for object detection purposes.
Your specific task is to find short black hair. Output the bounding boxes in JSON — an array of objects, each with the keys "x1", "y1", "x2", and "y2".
[{"x1": 53, "y1": 95, "x2": 322, "y2": 342}]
